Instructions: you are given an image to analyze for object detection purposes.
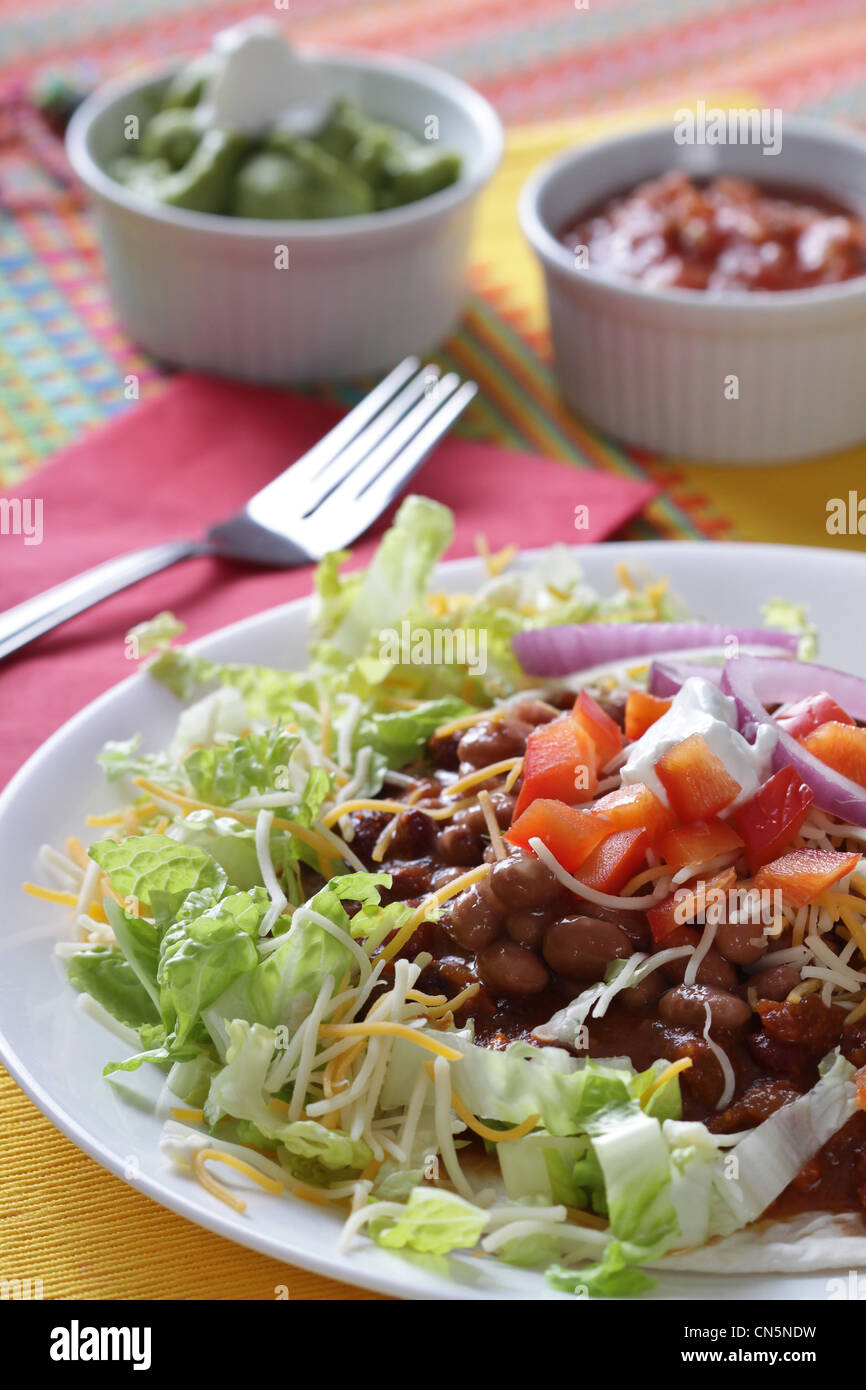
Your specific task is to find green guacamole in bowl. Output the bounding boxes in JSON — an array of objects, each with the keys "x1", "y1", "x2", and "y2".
[{"x1": 109, "y1": 55, "x2": 462, "y2": 220}]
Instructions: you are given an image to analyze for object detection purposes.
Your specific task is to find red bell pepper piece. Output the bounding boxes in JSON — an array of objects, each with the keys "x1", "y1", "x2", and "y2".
[
  {"x1": 648, "y1": 867, "x2": 738, "y2": 943},
  {"x1": 799, "y1": 721, "x2": 866, "y2": 790},
  {"x1": 505, "y1": 798, "x2": 613, "y2": 874},
  {"x1": 776, "y1": 691, "x2": 855, "y2": 740},
  {"x1": 732, "y1": 765, "x2": 814, "y2": 873},
  {"x1": 753, "y1": 847, "x2": 861, "y2": 908},
  {"x1": 572, "y1": 690, "x2": 623, "y2": 770},
  {"x1": 658, "y1": 817, "x2": 744, "y2": 873},
  {"x1": 655, "y1": 733, "x2": 741, "y2": 821},
  {"x1": 573, "y1": 827, "x2": 649, "y2": 896},
  {"x1": 624, "y1": 690, "x2": 671, "y2": 742},
  {"x1": 513, "y1": 717, "x2": 597, "y2": 820},
  {"x1": 591, "y1": 781, "x2": 677, "y2": 846}
]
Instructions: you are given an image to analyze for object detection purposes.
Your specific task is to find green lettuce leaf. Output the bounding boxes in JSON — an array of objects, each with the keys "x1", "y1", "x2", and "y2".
[
  {"x1": 89, "y1": 834, "x2": 227, "y2": 909},
  {"x1": 184, "y1": 726, "x2": 299, "y2": 807},
  {"x1": 370, "y1": 1187, "x2": 487, "y2": 1255},
  {"x1": 157, "y1": 886, "x2": 268, "y2": 1049},
  {"x1": 66, "y1": 946, "x2": 160, "y2": 1030},
  {"x1": 97, "y1": 734, "x2": 186, "y2": 790}
]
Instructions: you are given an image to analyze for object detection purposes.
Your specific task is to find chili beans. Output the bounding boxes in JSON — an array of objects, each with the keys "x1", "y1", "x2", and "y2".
[
  {"x1": 389, "y1": 807, "x2": 436, "y2": 858},
  {"x1": 505, "y1": 905, "x2": 554, "y2": 950},
  {"x1": 509, "y1": 698, "x2": 558, "y2": 726},
  {"x1": 619, "y1": 971, "x2": 666, "y2": 1010},
  {"x1": 542, "y1": 914, "x2": 632, "y2": 982},
  {"x1": 436, "y1": 821, "x2": 482, "y2": 866},
  {"x1": 657, "y1": 927, "x2": 737, "y2": 990},
  {"x1": 447, "y1": 877, "x2": 505, "y2": 951},
  {"x1": 457, "y1": 718, "x2": 529, "y2": 770},
  {"x1": 659, "y1": 984, "x2": 751, "y2": 1031},
  {"x1": 714, "y1": 919, "x2": 768, "y2": 967},
  {"x1": 489, "y1": 852, "x2": 560, "y2": 910},
  {"x1": 477, "y1": 939, "x2": 550, "y2": 995},
  {"x1": 748, "y1": 964, "x2": 800, "y2": 1001}
]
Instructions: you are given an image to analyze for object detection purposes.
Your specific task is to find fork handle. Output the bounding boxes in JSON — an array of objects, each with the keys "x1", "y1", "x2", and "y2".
[{"x1": 0, "y1": 539, "x2": 206, "y2": 663}]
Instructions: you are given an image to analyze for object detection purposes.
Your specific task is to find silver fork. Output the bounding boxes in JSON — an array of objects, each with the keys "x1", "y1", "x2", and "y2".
[{"x1": 0, "y1": 358, "x2": 477, "y2": 663}]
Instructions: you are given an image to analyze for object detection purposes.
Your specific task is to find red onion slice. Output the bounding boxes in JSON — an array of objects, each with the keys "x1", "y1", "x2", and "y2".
[
  {"x1": 722, "y1": 655, "x2": 866, "y2": 826},
  {"x1": 649, "y1": 659, "x2": 724, "y2": 697},
  {"x1": 511, "y1": 623, "x2": 798, "y2": 678}
]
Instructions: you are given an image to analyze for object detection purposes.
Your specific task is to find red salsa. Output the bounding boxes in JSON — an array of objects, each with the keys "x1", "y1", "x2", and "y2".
[{"x1": 559, "y1": 171, "x2": 866, "y2": 292}]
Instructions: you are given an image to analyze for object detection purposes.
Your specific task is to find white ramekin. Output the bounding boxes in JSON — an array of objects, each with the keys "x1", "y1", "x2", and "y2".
[
  {"x1": 519, "y1": 118, "x2": 866, "y2": 463},
  {"x1": 67, "y1": 48, "x2": 502, "y2": 382}
]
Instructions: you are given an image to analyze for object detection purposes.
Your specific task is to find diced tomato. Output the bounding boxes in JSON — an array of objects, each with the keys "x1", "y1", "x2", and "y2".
[
  {"x1": 776, "y1": 691, "x2": 855, "y2": 740},
  {"x1": 655, "y1": 733, "x2": 741, "y2": 821},
  {"x1": 592, "y1": 781, "x2": 677, "y2": 845},
  {"x1": 505, "y1": 798, "x2": 613, "y2": 874},
  {"x1": 571, "y1": 691, "x2": 623, "y2": 770},
  {"x1": 625, "y1": 690, "x2": 672, "y2": 742},
  {"x1": 658, "y1": 817, "x2": 744, "y2": 873},
  {"x1": 574, "y1": 827, "x2": 649, "y2": 896},
  {"x1": 753, "y1": 847, "x2": 861, "y2": 908},
  {"x1": 513, "y1": 717, "x2": 598, "y2": 820},
  {"x1": 799, "y1": 721, "x2": 866, "y2": 790},
  {"x1": 732, "y1": 765, "x2": 814, "y2": 873},
  {"x1": 647, "y1": 867, "x2": 738, "y2": 943}
]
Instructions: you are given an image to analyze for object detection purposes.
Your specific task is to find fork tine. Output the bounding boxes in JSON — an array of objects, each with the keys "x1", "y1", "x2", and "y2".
[
  {"x1": 298, "y1": 364, "x2": 441, "y2": 518},
  {"x1": 305, "y1": 378, "x2": 477, "y2": 552},
  {"x1": 357, "y1": 381, "x2": 478, "y2": 514},
  {"x1": 246, "y1": 355, "x2": 421, "y2": 522}
]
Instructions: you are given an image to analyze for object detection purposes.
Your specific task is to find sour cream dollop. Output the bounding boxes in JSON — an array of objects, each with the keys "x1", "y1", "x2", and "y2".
[{"x1": 620, "y1": 676, "x2": 777, "y2": 810}]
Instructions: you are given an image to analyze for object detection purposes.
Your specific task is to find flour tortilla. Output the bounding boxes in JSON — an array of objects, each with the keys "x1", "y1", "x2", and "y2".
[{"x1": 657, "y1": 1211, "x2": 866, "y2": 1274}]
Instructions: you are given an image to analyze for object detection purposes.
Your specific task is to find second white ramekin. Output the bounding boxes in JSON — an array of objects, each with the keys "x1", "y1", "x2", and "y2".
[
  {"x1": 519, "y1": 119, "x2": 866, "y2": 463},
  {"x1": 67, "y1": 48, "x2": 503, "y2": 383}
]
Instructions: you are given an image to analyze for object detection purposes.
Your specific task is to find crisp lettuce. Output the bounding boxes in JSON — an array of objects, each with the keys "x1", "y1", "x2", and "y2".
[
  {"x1": 183, "y1": 726, "x2": 299, "y2": 807},
  {"x1": 204, "y1": 1019, "x2": 370, "y2": 1184},
  {"x1": 167, "y1": 810, "x2": 262, "y2": 889},
  {"x1": 89, "y1": 834, "x2": 227, "y2": 909},
  {"x1": 370, "y1": 1187, "x2": 487, "y2": 1256},
  {"x1": 66, "y1": 946, "x2": 160, "y2": 1031},
  {"x1": 97, "y1": 734, "x2": 186, "y2": 790},
  {"x1": 157, "y1": 886, "x2": 268, "y2": 1051}
]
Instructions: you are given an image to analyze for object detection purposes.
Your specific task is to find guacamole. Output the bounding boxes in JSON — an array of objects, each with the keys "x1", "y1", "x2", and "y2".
[{"x1": 109, "y1": 61, "x2": 462, "y2": 220}]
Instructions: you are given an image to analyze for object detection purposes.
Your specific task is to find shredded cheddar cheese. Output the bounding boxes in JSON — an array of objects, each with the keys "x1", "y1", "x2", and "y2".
[
  {"x1": 318, "y1": 1021, "x2": 463, "y2": 1061},
  {"x1": 444, "y1": 758, "x2": 523, "y2": 800},
  {"x1": 132, "y1": 777, "x2": 338, "y2": 864},
  {"x1": 193, "y1": 1147, "x2": 284, "y2": 1214},
  {"x1": 381, "y1": 864, "x2": 489, "y2": 962},
  {"x1": 640, "y1": 1057, "x2": 693, "y2": 1109}
]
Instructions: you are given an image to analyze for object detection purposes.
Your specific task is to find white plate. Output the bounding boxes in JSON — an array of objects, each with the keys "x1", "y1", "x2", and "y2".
[{"x1": 2, "y1": 540, "x2": 865, "y2": 1301}]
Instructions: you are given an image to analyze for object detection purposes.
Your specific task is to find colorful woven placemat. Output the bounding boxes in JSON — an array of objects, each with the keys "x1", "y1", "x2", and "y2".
[{"x1": 4, "y1": 0, "x2": 866, "y2": 1302}]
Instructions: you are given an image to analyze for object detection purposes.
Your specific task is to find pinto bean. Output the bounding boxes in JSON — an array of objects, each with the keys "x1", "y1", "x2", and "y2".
[
  {"x1": 389, "y1": 807, "x2": 436, "y2": 858},
  {"x1": 542, "y1": 915, "x2": 633, "y2": 982},
  {"x1": 657, "y1": 927, "x2": 737, "y2": 990},
  {"x1": 660, "y1": 984, "x2": 751, "y2": 1031},
  {"x1": 505, "y1": 905, "x2": 556, "y2": 950},
  {"x1": 436, "y1": 821, "x2": 482, "y2": 866},
  {"x1": 457, "y1": 718, "x2": 529, "y2": 770},
  {"x1": 428, "y1": 731, "x2": 461, "y2": 770},
  {"x1": 489, "y1": 853, "x2": 560, "y2": 910},
  {"x1": 619, "y1": 971, "x2": 666, "y2": 1010},
  {"x1": 748, "y1": 964, "x2": 801, "y2": 1002},
  {"x1": 477, "y1": 939, "x2": 550, "y2": 996},
  {"x1": 714, "y1": 918, "x2": 768, "y2": 966},
  {"x1": 448, "y1": 880, "x2": 504, "y2": 950},
  {"x1": 509, "y1": 699, "x2": 558, "y2": 726},
  {"x1": 380, "y1": 858, "x2": 438, "y2": 902},
  {"x1": 431, "y1": 865, "x2": 465, "y2": 891}
]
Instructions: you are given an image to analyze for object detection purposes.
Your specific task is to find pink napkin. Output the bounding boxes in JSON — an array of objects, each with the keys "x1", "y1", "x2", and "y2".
[{"x1": 0, "y1": 374, "x2": 657, "y2": 788}]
